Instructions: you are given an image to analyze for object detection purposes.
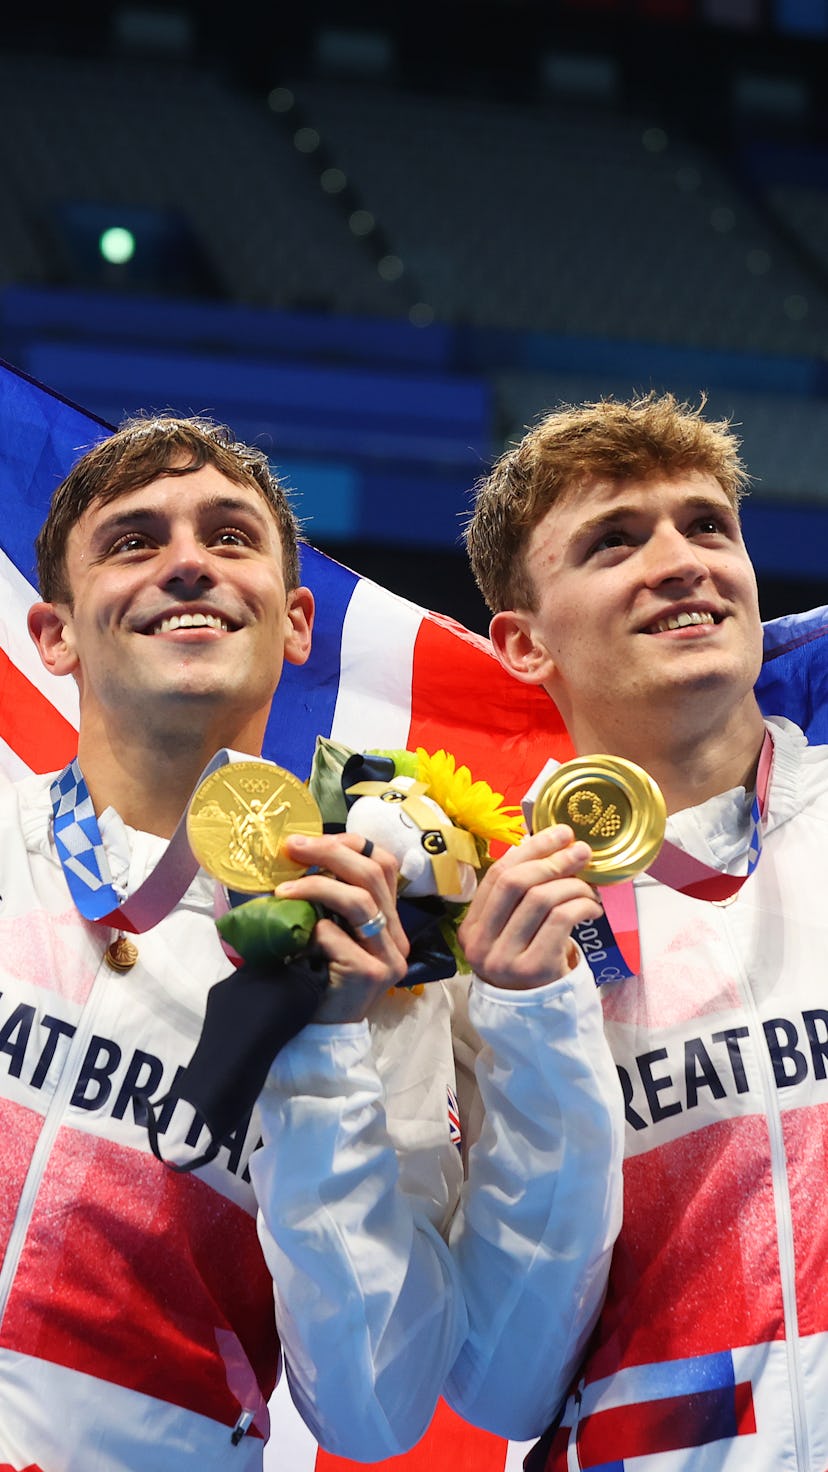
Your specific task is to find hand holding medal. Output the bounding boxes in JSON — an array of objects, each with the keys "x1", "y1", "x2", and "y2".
[
  {"x1": 187, "y1": 760, "x2": 324, "y2": 892},
  {"x1": 527, "y1": 736, "x2": 772, "y2": 985},
  {"x1": 186, "y1": 760, "x2": 328, "y2": 966},
  {"x1": 531, "y1": 755, "x2": 667, "y2": 884}
]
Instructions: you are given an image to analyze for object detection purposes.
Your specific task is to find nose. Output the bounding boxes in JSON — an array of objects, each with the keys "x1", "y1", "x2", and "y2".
[
  {"x1": 641, "y1": 523, "x2": 708, "y2": 589},
  {"x1": 158, "y1": 524, "x2": 215, "y2": 592}
]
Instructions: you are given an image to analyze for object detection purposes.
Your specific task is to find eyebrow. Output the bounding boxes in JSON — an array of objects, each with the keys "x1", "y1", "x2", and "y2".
[
  {"x1": 567, "y1": 495, "x2": 734, "y2": 553},
  {"x1": 90, "y1": 494, "x2": 270, "y2": 543}
]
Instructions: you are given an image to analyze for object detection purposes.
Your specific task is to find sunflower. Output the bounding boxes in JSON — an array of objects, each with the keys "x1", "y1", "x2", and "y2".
[{"x1": 415, "y1": 748, "x2": 525, "y2": 851}]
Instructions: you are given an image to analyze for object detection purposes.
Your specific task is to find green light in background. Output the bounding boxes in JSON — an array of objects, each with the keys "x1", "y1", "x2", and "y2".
[{"x1": 98, "y1": 226, "x2": 136, "y2": 264}]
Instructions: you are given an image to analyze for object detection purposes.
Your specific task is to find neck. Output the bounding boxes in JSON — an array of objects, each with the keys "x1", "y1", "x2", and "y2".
[
  {"x1": 75, "y1": 708, "x2": 268, "y2": 836},
  {"x1": 564, "y1": 692, "x2": 768, "y2": 814}
]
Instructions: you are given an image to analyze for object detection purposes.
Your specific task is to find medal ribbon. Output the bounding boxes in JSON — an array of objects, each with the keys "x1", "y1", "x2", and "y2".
[
  {"x1": 574, "y1": 728, "x2": 774, "y2": 985},
  {"x1": 51, "y1": 749, "x2": 247, "y2": 933}
]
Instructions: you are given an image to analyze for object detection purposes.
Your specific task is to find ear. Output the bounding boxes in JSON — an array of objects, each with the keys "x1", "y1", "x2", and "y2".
[
  {"x1": 283, "y1": 586, "x2": 314, "y2": 668},
  {"x1": 489, "y1": 609, "x2": 557, "y2": 687},
  {"x1": 27, "y1": 602, "x2": 80, "y2": 677}
]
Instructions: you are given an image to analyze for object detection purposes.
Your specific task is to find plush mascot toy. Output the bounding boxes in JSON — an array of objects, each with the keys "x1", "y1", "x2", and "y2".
[{"x1": 143, "y1": 741, "x2": 523, "y2": 1169}]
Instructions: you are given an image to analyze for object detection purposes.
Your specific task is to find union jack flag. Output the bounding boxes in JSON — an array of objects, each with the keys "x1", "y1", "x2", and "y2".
[{"x1": 447, "y1": 1084, "x2": 463, "y2": 1152}]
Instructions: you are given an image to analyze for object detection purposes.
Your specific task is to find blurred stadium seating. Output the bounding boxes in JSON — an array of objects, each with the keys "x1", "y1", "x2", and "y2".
[{"x1": 0, "y1": 4, "x2": 826, "y2": 627}]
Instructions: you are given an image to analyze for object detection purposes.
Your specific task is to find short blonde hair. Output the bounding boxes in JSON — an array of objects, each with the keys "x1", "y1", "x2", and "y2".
[{"x1": 465, "y1": 391, "x2": 749, "y2": 612}]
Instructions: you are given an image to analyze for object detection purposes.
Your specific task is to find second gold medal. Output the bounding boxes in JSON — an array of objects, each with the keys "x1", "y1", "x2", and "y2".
[{"x1": 531, "y1": 754, "x2": 666, "y2": 884}]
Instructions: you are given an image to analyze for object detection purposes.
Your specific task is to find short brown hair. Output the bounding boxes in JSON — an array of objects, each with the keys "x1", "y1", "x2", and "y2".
[
  {"x1": 36, "y1": 414, "x2": 304, "y2": 603},
  {"x1": 465, "y1": 392, "x2": 750, "y2": 612}
]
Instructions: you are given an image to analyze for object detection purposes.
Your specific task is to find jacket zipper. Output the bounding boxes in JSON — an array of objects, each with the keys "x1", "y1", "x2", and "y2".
[{"x1": 729, "y1": 917, "x2": 810, "y2": 1470}]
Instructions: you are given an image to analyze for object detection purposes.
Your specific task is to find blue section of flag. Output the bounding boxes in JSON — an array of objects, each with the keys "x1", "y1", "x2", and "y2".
[
  {"x1": 758, "y1": 604, "x2": 828, "y2": 745},
  {"x1": 264, "y1": 545, "x2": 359, "y2": 780},
  {"x1": 0, "y1": 356, "x2": 109, "y2": 583},
  {"x1": 609, "y1": 1349, "x2": 736, "y2": 1402}
]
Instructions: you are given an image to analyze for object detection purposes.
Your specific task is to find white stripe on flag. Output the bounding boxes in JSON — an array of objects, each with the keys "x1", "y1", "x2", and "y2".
[
  {"x1": 0, "y1": 548, "x2": 80, "y2": 727},
  {"x1": 505, "y1": 1437, "x2": 536, "y2": 1469},
  {"x1": 0, "y1": 734, "x2": 33, "y2": 781},
  {"x1": 264, "y1": 1373, "x2": 320, "y2": 1472},
  {"x1": 329, "y1": 577, "x2": 420, "y2": 751}
]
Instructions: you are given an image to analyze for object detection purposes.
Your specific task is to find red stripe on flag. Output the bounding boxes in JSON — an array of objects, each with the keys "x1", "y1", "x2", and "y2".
[
  {"x1": 734, "y1": 1379, "x2": 757, "y2": 1436},
  {"x1": 0, "y1": 649, "x2": 78, "y2": 771},
  {"x1": 408, "y1": 613, "x2": 573, "y2": 819},
  {"x1": 315, "y1": 1397, "x2": 509, "y2": 1472}
]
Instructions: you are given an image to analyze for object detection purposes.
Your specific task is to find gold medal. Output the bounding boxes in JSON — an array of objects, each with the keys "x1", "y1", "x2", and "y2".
[
  {"x1": 187, "y1": 760, "x2": 322, "y2": 892},
  {"x1": 531, "y1": 754, "x2": 666, "y2": 884},
  {"x1": 105, "y1": 934, "x2": 140, "y2": 971}
]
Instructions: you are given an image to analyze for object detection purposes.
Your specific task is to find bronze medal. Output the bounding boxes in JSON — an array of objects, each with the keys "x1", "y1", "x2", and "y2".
[
  {"x1": 105, "y1": 934, "x2": 140, "y2": 971},
  {"x1": 187, "y1": 760, "x2": 322, "y2": 892},
  {"x1": 531, "y1": 754, "x2": 666, "y2": 884}
]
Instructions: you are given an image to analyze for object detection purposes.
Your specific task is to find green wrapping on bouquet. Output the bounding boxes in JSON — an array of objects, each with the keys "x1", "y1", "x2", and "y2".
[{"x1": 216, "y1": 896, "x2": 319, "y2": 966}]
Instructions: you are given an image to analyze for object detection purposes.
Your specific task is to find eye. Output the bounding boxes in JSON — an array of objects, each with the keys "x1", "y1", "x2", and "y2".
[
  {"x1": 211, "y1": 527, "x2": 252, "y2": 547},
  {"x1": 421, "y1": 830, "x2": 447, "y2": 855},
  {"x1": 109, "y1": 532, "x2": 153, "y2": 555},
  {"x1": 587, "y1": 529, "x2": 630, "y2": 558},
  {"x1": 690, "y1": 514, "x2": 728, "y2": 537},
  {"x1": 380, "y1": 790, "x2": 405, "y2": 804}
]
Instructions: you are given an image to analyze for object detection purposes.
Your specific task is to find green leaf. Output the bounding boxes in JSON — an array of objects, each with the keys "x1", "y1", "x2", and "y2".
[{"x1": 216, "y1": 897, "x2": 318, "y2": 966}]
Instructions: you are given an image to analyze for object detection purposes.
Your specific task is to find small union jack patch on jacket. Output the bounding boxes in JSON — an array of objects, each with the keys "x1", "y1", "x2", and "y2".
[{"x1": 447, "y1": 1085, "x2": 462, "y2": 1152}]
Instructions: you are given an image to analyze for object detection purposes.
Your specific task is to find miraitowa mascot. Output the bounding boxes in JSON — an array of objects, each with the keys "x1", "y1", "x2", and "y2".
[{"x1": 144, "y1": 741, "x2": 524, "y2": 1170}]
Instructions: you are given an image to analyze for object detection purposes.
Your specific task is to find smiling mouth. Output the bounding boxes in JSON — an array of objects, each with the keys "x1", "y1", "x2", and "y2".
[
  {"x1": 646, "y1": 610, "x2": 719, "y2": 634},
  {"x1": 145, "y1": 612, "x2": 232, "y2": 635}
]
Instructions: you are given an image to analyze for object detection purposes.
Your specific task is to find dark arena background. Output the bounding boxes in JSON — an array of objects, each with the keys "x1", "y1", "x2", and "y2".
[{"x1": 1, "y1": 0, "x2": 827, "y2": 629}]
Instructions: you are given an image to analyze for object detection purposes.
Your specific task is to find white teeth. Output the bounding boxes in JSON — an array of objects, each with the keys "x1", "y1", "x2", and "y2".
[
  {"x1": 651, "y1": 610, "x2": 716, "y2": 633},
  {"x1": 152, "y1": 613, "x2": 228, "y2": 634}
]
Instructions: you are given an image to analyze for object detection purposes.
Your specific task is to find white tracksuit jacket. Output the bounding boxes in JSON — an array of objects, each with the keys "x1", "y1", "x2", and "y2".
[
  {"x1": 540, "y1": 718, "x2": 828, "y2": 1472},
  {"x1": 0, "y1": 766, "x2": 623, "y2": 1472}
]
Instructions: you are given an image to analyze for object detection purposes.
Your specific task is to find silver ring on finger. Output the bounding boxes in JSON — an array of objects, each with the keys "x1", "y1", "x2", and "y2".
[{"x1": 355, "y1": 910, "x2": 387, "y2": 939}]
